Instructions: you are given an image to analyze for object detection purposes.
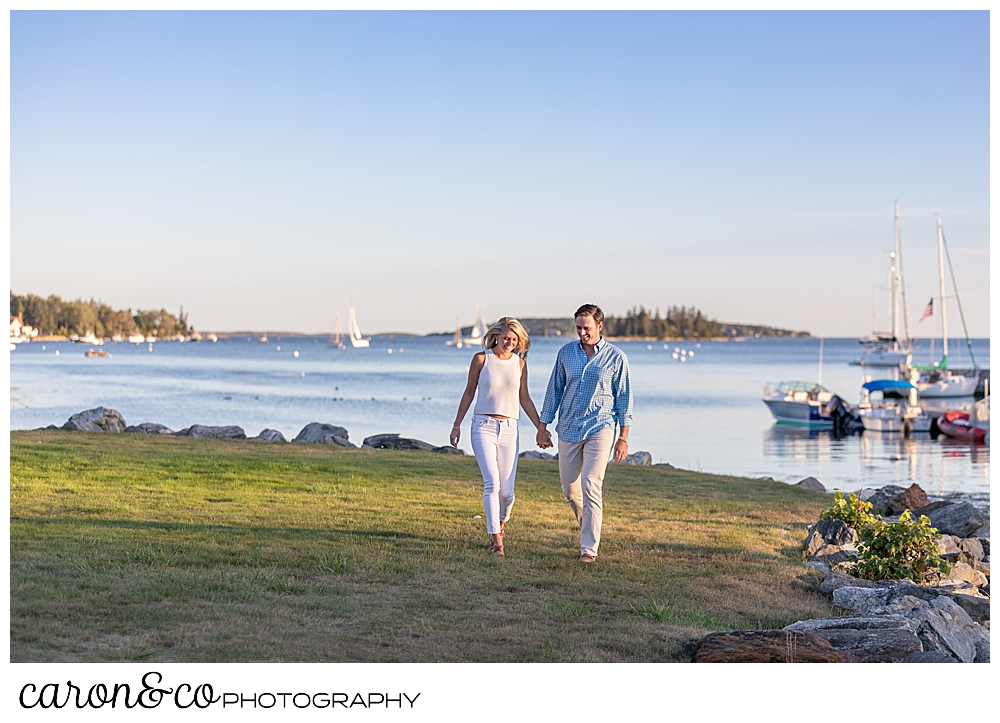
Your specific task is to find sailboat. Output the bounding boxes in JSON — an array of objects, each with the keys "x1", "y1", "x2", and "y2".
[
  {"x1": 462, "y1": 305, "x2": 489, "y2": 346},
  {"x1": 445, "y1": 316, "x2": 464, "y2": 348},
  {"x1": 348, "y1": 302, "x2": 370, "y2": 348},
  {"x1": 852, "y1": 202, "x2": 912, "y2": 367},
  {"x1": 912, "y1": 218, "x2": 978, "y2": 398},
  {"x1": 330, "y1": 310, "x2": 346, "y2": 349}
]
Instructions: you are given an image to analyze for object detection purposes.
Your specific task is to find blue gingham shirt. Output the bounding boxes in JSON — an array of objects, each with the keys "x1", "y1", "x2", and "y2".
[{"x1": 540, "y1": 338, "x2": 633, "y2": 443}]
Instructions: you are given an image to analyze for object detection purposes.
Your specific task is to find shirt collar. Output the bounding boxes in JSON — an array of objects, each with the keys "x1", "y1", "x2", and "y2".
[{"x1": 579, "y1": 337, "x2": 606, "y2": 354}]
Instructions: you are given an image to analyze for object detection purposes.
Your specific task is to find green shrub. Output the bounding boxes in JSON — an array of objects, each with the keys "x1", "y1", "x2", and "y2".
[
  {"x1": 820, "y1": 490, "x2": 876, "y2": 530},
  {"x1": 853, "y1": 510, "x2": 950, "y2": 582}
]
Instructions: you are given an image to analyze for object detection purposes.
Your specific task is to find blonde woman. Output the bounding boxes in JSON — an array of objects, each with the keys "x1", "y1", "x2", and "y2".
[{"x1": 451, "y1": 317, "x2": 552, "y2": 557}]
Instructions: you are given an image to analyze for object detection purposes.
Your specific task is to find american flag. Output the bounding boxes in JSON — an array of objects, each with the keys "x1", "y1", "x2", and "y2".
[{"x1": 919, "y1": 297, "x2": 933, "y2": 322}]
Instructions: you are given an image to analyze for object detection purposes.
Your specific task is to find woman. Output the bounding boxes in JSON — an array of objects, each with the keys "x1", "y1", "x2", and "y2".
[{"x1": 451, "y1": 317, "x2": 551, "y2": 557}]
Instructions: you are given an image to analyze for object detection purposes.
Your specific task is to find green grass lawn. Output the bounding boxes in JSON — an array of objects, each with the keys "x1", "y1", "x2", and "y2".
[{"x1": 10, "y1": 430, "x2": 834, "y2": 662}]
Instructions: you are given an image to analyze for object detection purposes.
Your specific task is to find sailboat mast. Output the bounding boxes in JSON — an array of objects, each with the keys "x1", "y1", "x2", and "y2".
[
  {"x1": 937, "y1": 218, "x2": 948, "y2": 361},
  {"x1": 335, "y1": 311, "x2": 341, "y2": 345},
  {"x1": 891, "y1": 201, "x2": 900, "y2": 341}
]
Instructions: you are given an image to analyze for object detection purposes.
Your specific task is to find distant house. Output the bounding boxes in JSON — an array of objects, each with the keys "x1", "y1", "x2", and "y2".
[{"x1": 10, "y1": 315, "x2": 38, "y2": 344}]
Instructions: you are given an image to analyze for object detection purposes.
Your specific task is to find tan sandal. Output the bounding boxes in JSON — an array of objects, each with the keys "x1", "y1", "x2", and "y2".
[
  {"x1": 579, "y1": 553, "x2": 596, "y2": 563},
  {"x1": 491, "y1": 539, "x2": 505, "y2": 557}
]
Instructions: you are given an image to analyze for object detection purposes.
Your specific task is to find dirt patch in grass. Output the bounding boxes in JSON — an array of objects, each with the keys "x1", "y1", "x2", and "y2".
[{"x1": 11, "y1": 430, "x2": 833, "y2": 662}]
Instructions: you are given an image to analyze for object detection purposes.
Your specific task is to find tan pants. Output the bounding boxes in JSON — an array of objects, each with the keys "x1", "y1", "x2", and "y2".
[{"x1": 557, "y1": 428, "x2": 615, "y2": 558}]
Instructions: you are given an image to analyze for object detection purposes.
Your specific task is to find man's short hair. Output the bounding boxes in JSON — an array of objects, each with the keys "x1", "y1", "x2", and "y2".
[{"x1": 574, "y1": 304, "x2": 604, "y2": 326}]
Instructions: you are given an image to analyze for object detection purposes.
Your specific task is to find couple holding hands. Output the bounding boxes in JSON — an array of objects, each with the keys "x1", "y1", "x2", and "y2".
[{"x1": 450, "y1": 304, "x2": 633, "y2": 561}]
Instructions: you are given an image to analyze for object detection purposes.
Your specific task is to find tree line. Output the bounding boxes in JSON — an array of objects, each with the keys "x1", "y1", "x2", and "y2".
[
  {"x1": 604, "y1": 305, "x2": 722, "y2": 339},
  {"x1": 602, "y1": 306, "x2": 809, "y2": 339},
  {"x1": 10, "y1": 292, "x2": 192, "y2": 338}
]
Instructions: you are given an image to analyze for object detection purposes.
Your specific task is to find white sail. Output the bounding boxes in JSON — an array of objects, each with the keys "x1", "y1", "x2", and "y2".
[
  {"x1": 348, "y1": 302, "x2": 370, "y2": 348},
  {"x1": 463, "y1": 304, "x2": 489, "y2": 345}
]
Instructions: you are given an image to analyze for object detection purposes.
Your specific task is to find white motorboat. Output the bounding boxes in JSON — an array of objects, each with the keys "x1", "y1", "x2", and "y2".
[
  {"x1": 858, "y1": 379, "x2": 932, "y2": 434},
  {"x1": 911, "y1": 217, "x2": 980, "y2": 398},
  {"x1": 75, "y1": 332, "x2": 102, "y2": 345},
  {"x1": 127, "y1": 333, "x2": 145, "y2": 344},
  {"x1": 762, "y1": 381, "x2": 837, "y2": 426},
  {"x1": 852, "y1": 202, "x2": 912, "y2": 367},
  {"x1": 348, "y1": 302, "x2": 370, "y2": 348}
]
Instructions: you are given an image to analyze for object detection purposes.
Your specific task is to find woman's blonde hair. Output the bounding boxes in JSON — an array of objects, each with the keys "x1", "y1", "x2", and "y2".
[{"x1": 482, "y1": 317, "x2": 531, "y2": 358}]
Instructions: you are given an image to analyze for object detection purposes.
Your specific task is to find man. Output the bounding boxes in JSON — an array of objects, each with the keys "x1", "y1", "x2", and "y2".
[{"x1": 537, "y1": 304, "x2": 632, "y2": 563}]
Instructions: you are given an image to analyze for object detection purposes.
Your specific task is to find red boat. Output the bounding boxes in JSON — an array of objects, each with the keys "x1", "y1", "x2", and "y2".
[{"x1": 937, "y1": 411, "x2": 987, "y2": 443}]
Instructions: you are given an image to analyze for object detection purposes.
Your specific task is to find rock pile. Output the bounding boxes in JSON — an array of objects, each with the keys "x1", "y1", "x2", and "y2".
[{"x1": 693, "y1": 481, "x2": 990, "y2": 664}]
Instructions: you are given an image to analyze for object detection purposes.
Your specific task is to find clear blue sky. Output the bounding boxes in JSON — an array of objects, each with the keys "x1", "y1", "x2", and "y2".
[{"x1": 10, "y1": 10, "x2": 990, "y2": 336}]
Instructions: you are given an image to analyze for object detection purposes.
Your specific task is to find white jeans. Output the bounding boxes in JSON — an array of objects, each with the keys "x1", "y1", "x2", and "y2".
[
  {"x1": 558, "y1": 428, "x2": 615, "y2": 558},
  {"x1": 470, "y1": 415, "x2": 519, "y2": 535}
]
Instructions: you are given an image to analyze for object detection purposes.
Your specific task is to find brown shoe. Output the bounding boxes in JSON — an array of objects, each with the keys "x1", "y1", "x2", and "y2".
[{"x1": 580, "y1": 553, "x2": 596, "y2": 563}]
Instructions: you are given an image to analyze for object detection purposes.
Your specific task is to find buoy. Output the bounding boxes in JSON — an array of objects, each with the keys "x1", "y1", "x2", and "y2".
[
  {"x1": 293, "y1": 350, "x2": 299, "y2": 357},
  {"x1": 301, "y1": 372, "x2": 305, "y2": 377},
  {"x1": 54, "y1": 350, "x2": 60, "y2": 356},
  {"x1": 276, "y1": 345, "x2": 281, "y2": 351},
  {"x1": 387, "y1": 348, "x2": 393, "y2": 354}
]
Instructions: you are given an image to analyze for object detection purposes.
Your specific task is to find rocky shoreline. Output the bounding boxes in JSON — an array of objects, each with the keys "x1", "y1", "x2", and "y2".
[{"x1": 40, "y1": 407, "x2": 662, "y2": 465}]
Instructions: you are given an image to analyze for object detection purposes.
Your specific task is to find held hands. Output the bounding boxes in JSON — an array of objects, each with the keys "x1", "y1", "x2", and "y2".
[
  {"x1": 612, "y1": 438, "x2": 628, "y2": 463},
  {"x1": 535, "y1": 426, "x2": 553, "y2": 449}
]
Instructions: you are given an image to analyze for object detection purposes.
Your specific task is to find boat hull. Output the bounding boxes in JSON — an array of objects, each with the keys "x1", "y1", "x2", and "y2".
[
  {"x1": 762, "y1": 399, "x2": 833, "y2": 427},
  {"x1": 861, "y1": 413, "x2": 901, "y2": 433},
  {"x1": 938, "y1": 411, "x2": 986, "y2": 442},
  {"x1": 916, "y1": 376, "x2": 979, "y2": 398}
]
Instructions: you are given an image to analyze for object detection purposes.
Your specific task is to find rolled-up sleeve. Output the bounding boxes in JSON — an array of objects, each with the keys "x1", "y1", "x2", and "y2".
[
  {"x1": 540, "y1": 351, "x2": 566, "y2": 425},
  {"x1": 612, "y1": 355, "x2": 633, "y2": 428}
]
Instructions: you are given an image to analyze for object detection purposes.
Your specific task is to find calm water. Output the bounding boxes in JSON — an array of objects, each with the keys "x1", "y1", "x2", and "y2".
[{"x1": 9, "y1": 336, "x2": 991, "y2": 496}]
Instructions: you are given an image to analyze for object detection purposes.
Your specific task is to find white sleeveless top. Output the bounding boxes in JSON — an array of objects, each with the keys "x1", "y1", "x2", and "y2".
[{"x1": 473, "y1": 350, "x2": 522, "y2": 419}]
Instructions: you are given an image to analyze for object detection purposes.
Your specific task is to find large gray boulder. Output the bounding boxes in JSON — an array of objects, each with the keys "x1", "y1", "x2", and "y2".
[
  {"x1": 784, "y1": 615, "x2": 922, "y2": 663},
  {"x1": 832, "y1": 586, "x2": 893, "y2": 615},
  {"x1": 294, "y1": 422, "x2": 353, "y2": 447},
  {"x1": 949, "y1": 593, "x2": 990, "y2": 625},
  {"x1": 519, "y1": 450, "x2": 555, "y2": 460},
  {"x1": 804, "y1": 519, "x2": 858, "y2": 557},
  {"x1": 867, "y1": 484, "x2": 907, "y2": 514},
  {"x1": 922, "y1": 502, "x2": 985, "y2": 538},
  {"x1": 884, "y1": 593, "x2": 982, "y2": 663},
  {"x1": 959, "y1": 537, "x2": 985, "y2": 561},
  {"x1": 885, "y1": 483, "x2": 931, "y2": 515},
  {"x1": 254, "y1": 429, "x2": 287, "y2": 442},
  {"x1": 63, "y1": 407, "x2": 127, "y2": 432},
  {"x1": 432, "y1": 445, "x2": 465, "y2": 455},
  {"x1": 946, "y1": 562, "x2": 988, "y2": 588},
  {"x1": 175, "y1": 425, "x2": 246, "y2": 440},
  {"x1": 622, "y1": 451, "x2": 652, "y2": 466},
  {"x1": 125, "y1": 422, "x2": 174, "y2": 435},
  {"x1": 795, "y1": 476, "x2": 826, "y2": 492},
  {"x1": 363, "y1": 433, "x2": 435, "y2": 452}
]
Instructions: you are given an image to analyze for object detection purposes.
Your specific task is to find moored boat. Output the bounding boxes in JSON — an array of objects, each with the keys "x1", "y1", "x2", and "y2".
[
  {"x1": 858, "y1": 379, "x2": 932, "y2": 434},
  {"x1": 937, "y1": 411, "x2": 986, "y2": 443},
  {"x1": 762, "y1": 381, "x2": 847, "y2": 427}
]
